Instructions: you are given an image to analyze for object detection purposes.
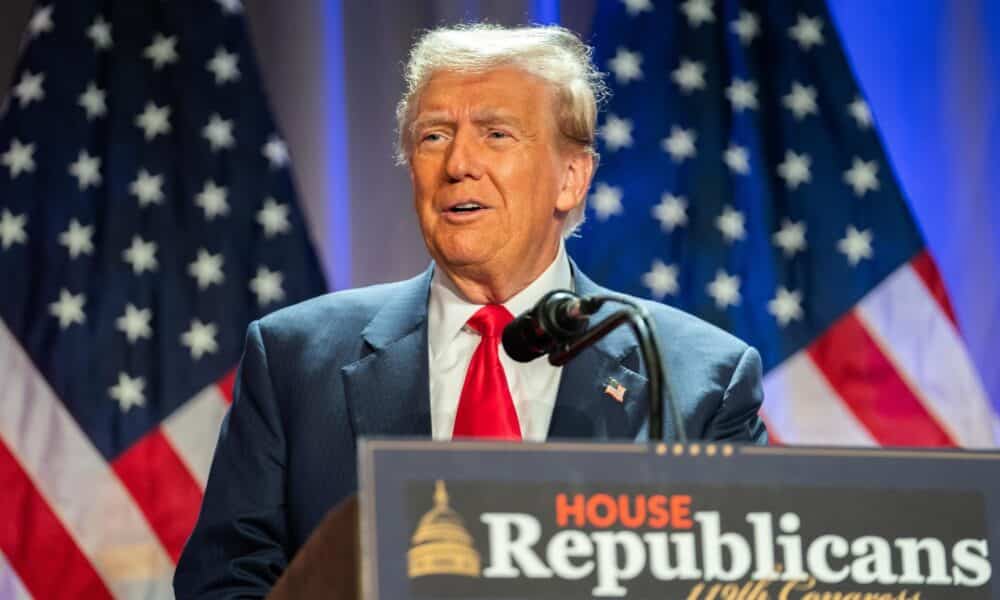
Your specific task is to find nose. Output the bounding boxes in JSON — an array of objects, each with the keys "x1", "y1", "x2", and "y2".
[{"x1": 444, "y1": 127, "x2": 484, "y2": 182}]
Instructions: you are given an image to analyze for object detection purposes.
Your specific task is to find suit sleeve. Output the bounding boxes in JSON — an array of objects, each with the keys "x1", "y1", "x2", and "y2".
[
  {"x1": 174, "y1": 321, "x2": 290, "y2": 598},
  {"x1": 702, "y1": 345, "x2": 768, "y2": 444}
]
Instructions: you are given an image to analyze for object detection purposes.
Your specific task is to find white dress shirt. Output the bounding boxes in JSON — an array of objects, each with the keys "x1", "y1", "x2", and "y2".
[{"x1": 428, "y1": 244, "x2": 572, "y2": 441}]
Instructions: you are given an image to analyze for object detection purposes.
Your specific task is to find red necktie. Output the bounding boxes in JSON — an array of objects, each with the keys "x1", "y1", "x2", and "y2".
[{"x1": 452, "y1": 304, "x2": 522, "y2": 440}]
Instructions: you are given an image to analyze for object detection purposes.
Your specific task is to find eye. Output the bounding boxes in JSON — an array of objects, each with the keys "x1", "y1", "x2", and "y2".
[
  {"x1": 421, "y1": 132, "x2": 444, "y2": 143},
  {"x1": 487, "y1": 130, "x2": 510, "y2": 140}
]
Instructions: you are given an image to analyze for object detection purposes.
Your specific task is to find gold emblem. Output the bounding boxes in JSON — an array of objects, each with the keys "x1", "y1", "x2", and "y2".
[{"x1": 408, "y1": 480, "x2": 481, "y2": 578}]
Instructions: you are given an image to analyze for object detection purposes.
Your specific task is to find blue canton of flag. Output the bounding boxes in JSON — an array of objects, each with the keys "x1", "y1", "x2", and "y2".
[
  {"x1": 0, "y1": 1, "x2": 326, "y2": 598},
  {"x1": 570, "y1": 0, "x2": 999, "y2": 447}
]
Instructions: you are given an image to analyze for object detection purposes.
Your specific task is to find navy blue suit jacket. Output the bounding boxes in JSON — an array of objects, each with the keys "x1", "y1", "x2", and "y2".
[{"x1": 174, "y1": 264, "x2": 766, "y2": 598}]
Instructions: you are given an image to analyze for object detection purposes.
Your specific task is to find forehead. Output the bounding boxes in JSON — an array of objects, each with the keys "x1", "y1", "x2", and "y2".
[{"x1": 414, "y1": 67, "x2": 556, "y2": 120}]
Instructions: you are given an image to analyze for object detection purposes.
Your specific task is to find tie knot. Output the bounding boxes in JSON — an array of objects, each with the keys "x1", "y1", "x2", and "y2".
[{"x1": 467, "y1": 304, "x2": 514, "y2": 339}]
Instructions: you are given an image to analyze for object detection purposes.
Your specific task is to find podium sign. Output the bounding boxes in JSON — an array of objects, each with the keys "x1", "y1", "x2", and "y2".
[{"x1": 358, "y1": 440, "x2": 1000, "y2": 599}]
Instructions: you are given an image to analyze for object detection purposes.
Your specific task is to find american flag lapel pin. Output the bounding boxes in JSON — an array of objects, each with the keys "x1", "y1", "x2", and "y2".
[{"x1": 604, "y1": 378, "x2": 626, "y2": 403}]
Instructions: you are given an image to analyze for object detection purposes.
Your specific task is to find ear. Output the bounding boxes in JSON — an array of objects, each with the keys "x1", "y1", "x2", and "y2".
[{"x1": 555, "y1": 150, "x2": 595, "y2": 214}]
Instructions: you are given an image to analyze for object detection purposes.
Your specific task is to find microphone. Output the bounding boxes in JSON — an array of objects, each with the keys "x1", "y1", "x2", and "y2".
[{"x1": 502, "y1": 290, "x2": 603, "y2": 362}]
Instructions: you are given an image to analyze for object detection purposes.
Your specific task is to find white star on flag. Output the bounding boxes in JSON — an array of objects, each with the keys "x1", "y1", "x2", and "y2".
[
  {"x1": 843, "y1": 157, "x2": 880, "y2": 196},
  {"x1": 598, "y1": 114, "x2": 633, "y2": 151},
  {"x1": 68, "y1": 150, "x2": 102, "y2": 190},
  {"x1": 0, "y1": 209, "x2": 28, "y2": 250},
  {"x1": 642, "y1": 260, "x2": 680, "y2": 299},
  {"x1": 13, "y1": 71, "x2": 45, "y2": 108},
  {"x1": 87, "y1": 16, "x2": 113, "y2": 50},
  {"x1": 109, "y1": 372, "x2": 145, "y2": 412},
  {"x1": 590, "y1": 183, "x2": 624, "y2": 221},
  {"x1": 130, "y1": 169, "x2": 165, "y2": 207},
  {"x1": 609, "y1": 47, "x2": 643, "y2": 84},
  {"x1": 49, "y1": 288, "x2": 86, "y2": 329},
  {"x1": 257, "y1": 198, "x2": 291, "y2": 237},
  {"x1": 662, "y1": 126, "x2": 697, "y2": 162},
  {"x1": 848, "y1": 96, "x2": 873, "y2": 129},
  {"x1": 188, "y1": 249, "x2": 225, "y2": 289},
  {"x1": 1, "y1": 139, "x2": 36, "y2": 178},
  {"x1": 773, "y1": 219, "x2": 807, "y2": 257},
  {"x1": 716, "y1": 205, "x2": 747, "y2": 243},
  {"x1": 144, "y1": 33, "x2": 179, "y2": 69},
  {"x1": 262, "y1": 135, "x2": 290, "y2": 168},
  {"x1": 207, "y1": 47, "x2": 241, "y2": 85},
  {"x1": 730, "y1": 10, "x2": 760, "y2": 45},
  {"x1": 768, "y1": 287, "x2": 804, "y2": 326},
  {"x1": 838, "y1": 225, "x2": 874, "y2": 266},
  {"x1": 116, "y1": 304, "x2": 152, "y2": 344},
  {"x1": 672, "y1": 58, "x2": 706, "y2": 94},
  {"x1": 777, "y1": 150, "x2": 812, "y2": 190},
  {"x1": 723, "y1": 143, "x2": 750, "y2": 175},
  {"x1": 181, "y1": 319, "x2": 220, "y2": 359},
  {"x1": 652, "y1": 193, "x2": 688, "y2": 232},
  {"x1": 680, "y1": 0, "x2": 714, "y2": 27},
  {"x1": 28, "y1": 5, "x2": 54, "y2": 37},
  {"x1": 707, "y1": 270, "x2": 741, "y2": 309},
  {"x1": 789, "y1": 14, "x2": 825, "y2": 50},
  {"x1": 216, "y1": 0, "x2": 244, "y2": 14},
  {"x1": 203, "y1": 114, "x2": 236, "y2": 151},
  {"x1": 783, "y1": 82, "x2": 818, "y2": 120},
  {"x1": 78, "y1": 82, "x2": 107, "y2": 120},
  {"x1": 122, "y1": 236, "x2": 158, "y2": 274},
  {"x1": 622, "y1": 0, "x2": 652, "y2": 16},
  {"x1": 58, "y1": 219, "x2": 94, "y2": 259},
  {"x1": 250, "y1": 267, "x2": 286, "y2": 306},
  {"x1": 135, "y1": 102, "x2": 172, "y2": 140},
  {"x1": 726, "y1": 78, "x2": 758, "y2": 111},
  {"x1": 195, "y1": 181, "x2": 230, "y2": 220}
]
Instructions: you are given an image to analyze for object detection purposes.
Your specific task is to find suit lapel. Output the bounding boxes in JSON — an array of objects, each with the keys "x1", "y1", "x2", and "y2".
[{"x1": 342, "y1": 268, "x2": 433, "y2": 438}]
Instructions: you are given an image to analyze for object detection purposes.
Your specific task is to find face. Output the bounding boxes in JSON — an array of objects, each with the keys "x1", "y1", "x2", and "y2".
[{"x1": 408, "y1": 67, "x2": 592, "y2": 297}]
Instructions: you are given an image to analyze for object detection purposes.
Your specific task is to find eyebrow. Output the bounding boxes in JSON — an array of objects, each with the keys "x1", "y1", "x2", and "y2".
[{"x1": 412, "y1": 109, "x2": 525, "y2": 132}]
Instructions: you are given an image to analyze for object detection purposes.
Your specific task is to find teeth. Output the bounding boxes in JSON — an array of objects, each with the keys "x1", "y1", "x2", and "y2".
[{"x1": 452, "y1": 203, "x2": 482, "y2": 211}]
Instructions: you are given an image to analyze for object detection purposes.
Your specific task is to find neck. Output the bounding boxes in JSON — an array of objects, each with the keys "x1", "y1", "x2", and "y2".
[{"x1": 441, "y1": 244, "x2": 561, "y2": 304}]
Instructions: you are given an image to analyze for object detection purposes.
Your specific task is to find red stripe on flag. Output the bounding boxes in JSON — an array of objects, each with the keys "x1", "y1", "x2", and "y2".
[
  {"x1": 0, "y1": 438, "x2": 114, "y2": 600},
  {"x1": 910, "y1": 250, "x2": 959, "y2": 328},
  {"x1": 217, "y1": 368, "x2": 236, "y2": 404},
  {"x1": 112, "y1": 429, "x2": 204, "y2": 562},
  {"x1": 807, "y1": 312, "x2": 958, "y2": 447}
]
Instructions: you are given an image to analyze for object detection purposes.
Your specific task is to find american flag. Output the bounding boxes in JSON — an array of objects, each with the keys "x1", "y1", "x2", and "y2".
[
  {"x1": 0, "y1": 1, "x2": 326, "y2": 597},
  {"x1": 569, "y1": 0, "x2": 1000, "y2": 446}
]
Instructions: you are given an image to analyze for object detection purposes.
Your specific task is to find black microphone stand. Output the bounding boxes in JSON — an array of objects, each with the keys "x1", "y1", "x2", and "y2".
[{"x1": 548, "y1": 297, "x2": 687, "y2": 443}]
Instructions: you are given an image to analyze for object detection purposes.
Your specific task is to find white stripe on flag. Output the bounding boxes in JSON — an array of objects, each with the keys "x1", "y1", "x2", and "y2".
[
  {"x1": 162, "y1": 383, "x2": 229, "y2": 488},
  {"x1": 0, "y1": 321, "x2": 175, "y2": 599},
  {"x1": 762, "y1": 350, "x2": 878, "y2": 446},
  {"x1": 857, "y1": 263, "x2": 999, "y2": 447},
  {"x1": 0, "y1": 550, "x2": 33, "y2": 600}
]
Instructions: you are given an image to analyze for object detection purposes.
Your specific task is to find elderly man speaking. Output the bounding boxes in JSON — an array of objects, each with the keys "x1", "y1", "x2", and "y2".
[{"x1": 174, "y1": 24, "x2": 766, "y2": 597}]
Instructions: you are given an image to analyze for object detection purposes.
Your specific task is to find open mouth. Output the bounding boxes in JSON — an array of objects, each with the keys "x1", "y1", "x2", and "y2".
[{"x1": 445, "y1": 202, "x2": 486, "y2": 214}]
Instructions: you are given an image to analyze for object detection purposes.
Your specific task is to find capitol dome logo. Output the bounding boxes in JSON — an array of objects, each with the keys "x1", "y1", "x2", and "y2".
[{"x1": 408, "y1": 480, "x2": 481, "y2": 579}]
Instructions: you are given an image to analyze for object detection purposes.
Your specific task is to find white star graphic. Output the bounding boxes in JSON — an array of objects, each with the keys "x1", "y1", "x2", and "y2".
[
  {"x1": 768, "y1": 287, "x2": 804, "y2": 326},
  {"x1": 206, "y1": 47, "x2": 241, "y2": 85},
  {"x1": 135, "y1": 102, "x2": 172, "y2": 140},
  {"x1": 195, "y1": 181, "x2": 230, "y2": 220},
  {"x1": 848, "y1": 96, "x2": 873, "y2": 129},
  {"x1": 58, "y1": 219, "x2": 94, "y2": 259},
  {"x1": 844, "y1": 157, "x2": 880, "y2": 196},
  {"x1": 13, "y1": 71, "x2": 45, "y2": 108},
  {"x1": 680, "y1": 0, "x2": 714, "y2": 27},
  {"x1": 28, "y1": 5, "x2": 54, "y2": 37},
  {"x1": 622, "y1": 0, "x2": 653, "y2": 16},
  {"x1": 723, "y1": 143, "x2": 750, "y2": 175},
  {"x1": 838, "y1": 225, "x2": 874, "y2": 266},
  {"x1": 203, "y1": 114, "x2": 235, "y2": 151},
  {"x1": 652, "y1": 193, "x2": 688, "y2": 232},
  {"x1": 257, "y1": 198, "x2": 291, "y2": 237},
  {"x1": 181, "y1": 319, "x2": 219, "y2": 359},
  {"x1": 144, "y1": 33, "x2": 179, "y2": 69},
  {"x1": 590, "y1": 183, "x2": 624, "y2": 221},
  {"x1": 783, "y1": 82, "x2": 818, "y2": 120},
  {"x1": 68, "y1": 150, "x2": 102, "y2": 190},
  {"x1": 1, "y1": 139, "x2": 36, "y2": 178},
  {"x1": 0, "y1": 209, "x2": 28, "y2": 250},
  {"x1": 250, "y1": 267, "x2": 286, "y2": 306},
  {"x1": 262, "y1": 135, "x2": 290, "y2": 168},
  {"x1": 116, "y1": 303, "x2": 152, "y2": 344},
  {"x1": 661, "y1": 126, "x2": 697, "y2": 163},
  {"x1": 130, "y1": 169, "x2": 165, "y2": 207},
  {"x1": 598, "y1": 114, "x2": 633, "y2": 151},
  {"x1": 78, "y1": 82, "x2": 106, "y2": 120},
  {"x1": 122, "y1": 236, "x2": 158, "y2": 274},
  {"x1": 777, "y1": 150, "x2": 812, "y2": 190},
  {"x1": 109, "y1": 372, "x2": 145, "y2": 412},
  {"x1": 188, "y1": 249, "x2": 225, "y2": 289},
  {"x1": 716, "y1": 205, "x2": 746, "y2": 243},
  {"x1": 608, "y1": 47, "x2": 643, "y2": 84},
  {"x1": 772, "y1": 219, "x2": 807, "y2": 257},
  {"x1": 789, "y1": 14, "x2": 825, "y2": 50},
  {"x1": 216, "y1": 0, "x2": 244, "y2": 14},
  {"x1": 49, "y1": 288, "x2": 86, "y2": 329},
  {"x1": 730, "y1": 10, "x2": 760, "y2": 45},
  {"x1": 87, "y1": 16, "x2": 113, "y2": 50},
  {"x1": 642, "y1": 260, "x2": 679, "y2": 299},
  {"x1": 672, "y1": 58, "x2": 706, "y2": 94},
  {"x1": 707, "y1": 270, "x2": 741, "y2": 309},
  {"x1": 726, "y1": 78, "x2": 758, "y2": 111}
]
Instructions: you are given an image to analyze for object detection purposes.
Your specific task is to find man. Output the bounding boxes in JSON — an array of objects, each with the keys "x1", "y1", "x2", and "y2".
[{"x1": 174, "y1": 23, "x2": 766, "y2": 597}]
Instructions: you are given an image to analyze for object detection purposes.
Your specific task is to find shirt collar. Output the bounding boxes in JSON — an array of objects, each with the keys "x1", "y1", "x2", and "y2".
[{"x1": 428, "y1": 243, "x2": 573, "y2": 358}]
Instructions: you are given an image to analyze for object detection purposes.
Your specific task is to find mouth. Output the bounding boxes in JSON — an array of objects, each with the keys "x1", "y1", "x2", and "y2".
[{"x1": 442, "y1": 200, "x2": 488, "y2": 214}]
